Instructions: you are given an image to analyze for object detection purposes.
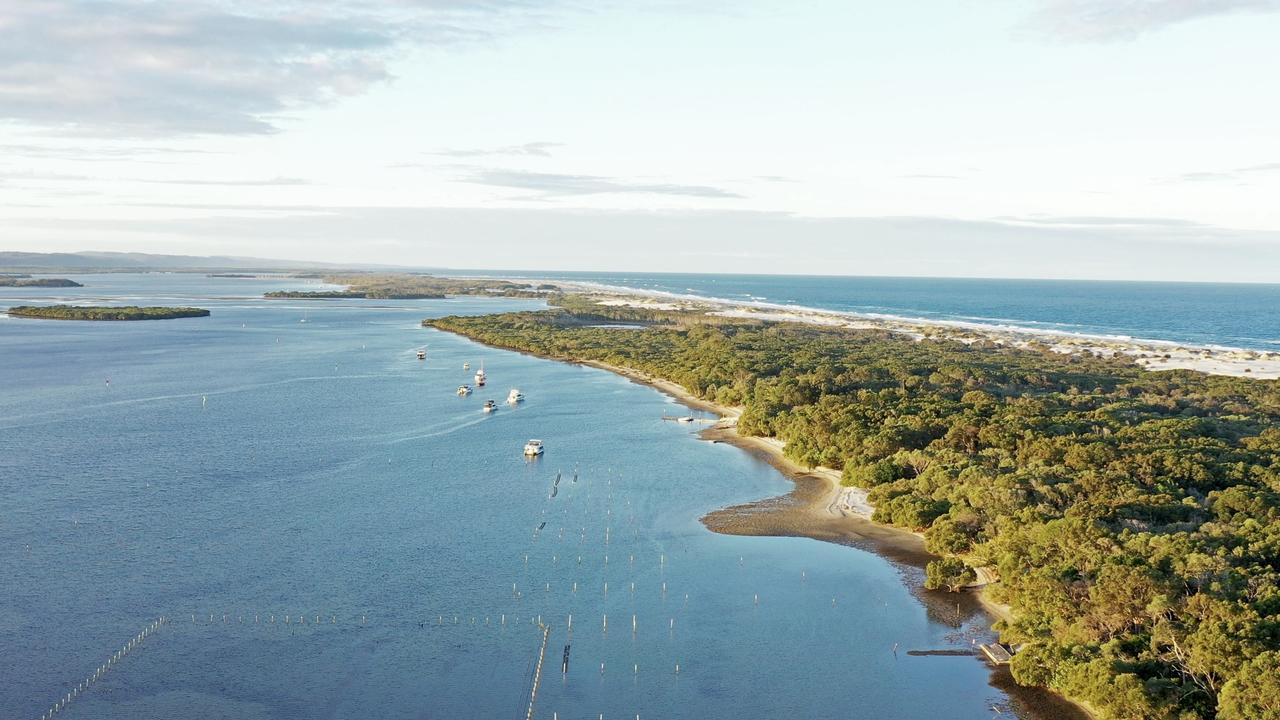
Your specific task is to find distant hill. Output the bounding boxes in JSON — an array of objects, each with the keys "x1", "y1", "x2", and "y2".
[{"x1": 0, "y1": 251, "x2": 402, "y2": 273}]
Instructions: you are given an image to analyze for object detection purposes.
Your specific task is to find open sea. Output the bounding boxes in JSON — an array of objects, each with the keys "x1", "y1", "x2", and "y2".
[
  {"x1": 0, "y1": 273, "x2": 1056, "y2": 720},
  {"x1": 464, "y1": 271, "x2": 1280, "y2": 352}
]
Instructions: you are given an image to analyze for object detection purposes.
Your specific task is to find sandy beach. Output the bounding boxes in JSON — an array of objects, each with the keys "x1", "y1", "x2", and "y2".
[{"x1": 578, "y1": 358, "x2": 939, "y2": 560}]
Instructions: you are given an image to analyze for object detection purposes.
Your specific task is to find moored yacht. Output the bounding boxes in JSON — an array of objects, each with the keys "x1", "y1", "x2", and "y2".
[
  {"x1": 416, "y1": 348, "x2": 426, "y2": 360},
  {"x1": 463, "y1": 362, "x2": 470, "y2": 370},
  {"x1": 523, "y1": 439, "x2": 544, "y2": 456},
  {"x1": 475, "y1": 364, "x2": 486, "y2": 387},
  {"x1": 457, "y1": 384, "x2": 472, "y2": 396},
  {"x1": 507, "y1": 388, "x2": 525, "y2": 404}
]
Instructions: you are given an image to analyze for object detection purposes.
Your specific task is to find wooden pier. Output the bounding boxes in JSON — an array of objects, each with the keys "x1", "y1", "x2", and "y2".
[
  {"x1": 978, "y1": 642, "x2": 1013, "y2": 665},
  {"x1": 525, "y1": 624, "x2": 551, "y2": 720}
]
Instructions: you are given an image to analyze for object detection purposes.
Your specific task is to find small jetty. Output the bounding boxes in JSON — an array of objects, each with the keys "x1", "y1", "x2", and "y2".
[
  {"x1": 525, "y1": 623, "x2": 551, "y2": 720},
  {"x1": 38, "y1": 617, "x2": 166, "y2": 719},
  {"x1": 979, "y1": 643, "x2": 1014, "y2": 665}
]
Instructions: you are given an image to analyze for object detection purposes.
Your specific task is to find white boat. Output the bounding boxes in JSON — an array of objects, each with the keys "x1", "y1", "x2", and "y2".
[
  {"x1": 523, "y1": 439, "x2": 544, "y2": 456},
  {"x1": 474, "y1": 363, "x2": 486, "y2": 387},
  {"x1": 507, "y1": 388, "x2": 525, "y2": 404},
  {"x1": 456, "y1": 384, "x2": 472, "y2": 396},
  {"x1": 416, "y1": 348, "x2": 426, "y2": 360},
  {"x1": 482, "y1": 399, "x2": 497, "y2": 413},
  {"x1": 676, "y1": 416, "x2": 694, "y2": 424},
  {"x1": 463, "y1": 362, "x2": 471, "y2": 370}
]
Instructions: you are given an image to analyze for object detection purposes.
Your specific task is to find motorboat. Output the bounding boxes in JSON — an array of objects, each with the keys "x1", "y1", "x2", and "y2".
[
  {"x1": 457, "y1": 385, "x2": 472, "y2": 396},
  {"x1": 507, "y1": 388, "x2": 525, "y2": 404},
  {"x1": 523, "y1": 439, "x2": 544, "y2": 456},
  {"x1": 482, "y1": 399, "x2": 497, "y2": 413}
]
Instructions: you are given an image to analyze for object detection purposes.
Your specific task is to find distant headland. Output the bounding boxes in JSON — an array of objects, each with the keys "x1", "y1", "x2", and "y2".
[
  {"x1": 0, "y1": 277, "x2": 83, "y2": 287},
  {"x1": 265, "y1": 273, "x2": 556, "y2": 300}
]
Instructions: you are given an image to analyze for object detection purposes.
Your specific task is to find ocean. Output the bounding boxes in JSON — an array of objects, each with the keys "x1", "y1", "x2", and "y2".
[
  {"x1": 0, "y1": 274, "x2": 1059, "y2": 719},
  {"x1": 463, "y1": 271, "x2": 1280, "y2": 351}
]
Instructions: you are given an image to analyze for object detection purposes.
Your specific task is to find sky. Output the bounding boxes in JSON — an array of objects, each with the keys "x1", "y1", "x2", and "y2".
[{"x1": 2, "y1": 0, "x2": 1279, "y2": 281}]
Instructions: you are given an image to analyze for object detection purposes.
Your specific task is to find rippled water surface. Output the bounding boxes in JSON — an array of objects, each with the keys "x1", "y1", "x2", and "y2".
[{"x1": 3, "y1": 274, "x2": 1026, "y2": 719}]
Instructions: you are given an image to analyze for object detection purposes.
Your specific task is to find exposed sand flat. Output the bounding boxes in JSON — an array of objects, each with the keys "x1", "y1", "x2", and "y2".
[
  {"x1": 594, "y1": 298, "x2": 686, "y2": 311},
  {"x1": 710, "y1": 307, "x2": 883, "y2": 332},
  {"x1": 574, "y1": 359, "x2": 921, "y2": 556},
  {"x1": 1132, "y1": 349, "x2": 1280, "y2": 379}
]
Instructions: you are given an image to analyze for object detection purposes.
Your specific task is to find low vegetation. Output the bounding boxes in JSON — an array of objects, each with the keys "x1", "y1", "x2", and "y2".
[
  {"x1": 427, "y1": 300, "x2": 1280, "y2": 720},
  {"x1": 0, "y1": 277, "x2": 83, "y2": 287},
  {"x1": 266, "y1": 273, "x2": 553, "y2": 300},
  {"x1": 7, "y1": 305, "x2": 210, "y2": 320}
]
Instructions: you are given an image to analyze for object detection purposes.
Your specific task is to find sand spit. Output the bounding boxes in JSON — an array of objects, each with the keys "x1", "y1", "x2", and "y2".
[{"x1": 576, "y1": 291, "x2": 1280, "y2": 380}]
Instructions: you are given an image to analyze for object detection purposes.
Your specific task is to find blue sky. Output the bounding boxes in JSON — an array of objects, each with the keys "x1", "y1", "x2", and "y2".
[{"x1": 2, "y1": 0, "x2": 1279, "y2": 281}]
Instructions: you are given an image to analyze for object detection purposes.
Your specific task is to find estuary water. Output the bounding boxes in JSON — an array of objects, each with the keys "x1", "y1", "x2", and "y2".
[
  {"x1": 4, "y1": 274, "x2": 1034, "y2": 719},
  {"x1": 467, "y1": 270, "x2": 1280, "y2": 352}
]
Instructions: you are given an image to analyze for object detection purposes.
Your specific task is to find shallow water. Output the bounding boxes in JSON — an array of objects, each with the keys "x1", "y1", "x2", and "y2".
[{"x1": 3, "y1": 275, "x2": 1027, "y2": 719}]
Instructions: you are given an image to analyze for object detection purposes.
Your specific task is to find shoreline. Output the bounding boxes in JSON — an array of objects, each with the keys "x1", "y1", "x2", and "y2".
[
  {"x1": 579, "y1": 358, "x2": 1093, "y2": 720},
  {"x1": 433, "y1": 330, "x2": 1093, "y2": 720},
  {"x1": 573, "y1": 360, "x2": 925, "y2": 558}
]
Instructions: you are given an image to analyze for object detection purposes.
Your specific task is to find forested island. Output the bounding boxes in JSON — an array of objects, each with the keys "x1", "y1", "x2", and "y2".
[
  {"x1": 266, "y1": 273, "x2": 553, "y2": 300},
  {"x1": 428, "y1": 295, "x2": 1280, "y2": 720},
  {"x1": 0, "y1": 277, "x2": 83, "y2": 287},
  {"x1": 7, "y1": 305, "x2": 210, "y2": 320}
]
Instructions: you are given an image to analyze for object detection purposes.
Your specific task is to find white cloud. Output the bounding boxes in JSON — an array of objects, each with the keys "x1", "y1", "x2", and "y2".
[
  {"x1": 458, "y1": 169, "x2": 745, "y2": 199},
  {"x1": 0, "y1": 0, "x2": 563, "y2": 135},
  {"x1": 8, "y1": 207, "x2": 1278, "y2": 281},
  {"x1": 1024, "y1": 0, "x2": 1280, "y2": 42},
  {"x1": 429, "y1": 142, "x2": 565, "y2": 158}
]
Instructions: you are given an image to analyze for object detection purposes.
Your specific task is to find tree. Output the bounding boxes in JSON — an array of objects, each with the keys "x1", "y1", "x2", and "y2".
[
  {"x1": 1218, "y1": 652, "x2": 1280, "y2": 720},
  {"x1": 925, "y1": 557, "x2": 975, "y2": 592}
]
